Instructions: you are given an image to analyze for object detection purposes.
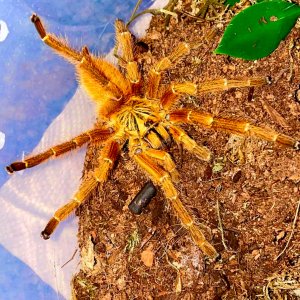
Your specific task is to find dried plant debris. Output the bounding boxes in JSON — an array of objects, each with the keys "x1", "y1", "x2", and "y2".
[
  {"x1": 73, "y1": 0, "x2": 300, "y2": 298},
  {"x1": 262, "y1": 271, "x2": 300, "y2": 300},
  {"x1": 127, "y1": 0, "x2": 227, "y2": 28}
]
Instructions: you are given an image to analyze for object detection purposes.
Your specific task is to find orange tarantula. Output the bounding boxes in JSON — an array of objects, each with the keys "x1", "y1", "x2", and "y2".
[{"x1": 6, "y1": 14, "x2": 299, "y2": 259}]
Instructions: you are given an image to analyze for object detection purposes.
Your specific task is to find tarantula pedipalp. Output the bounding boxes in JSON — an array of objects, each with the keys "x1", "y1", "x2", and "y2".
[{"x1": 6, "y1": 14, "x2": 300, "y2": 260}]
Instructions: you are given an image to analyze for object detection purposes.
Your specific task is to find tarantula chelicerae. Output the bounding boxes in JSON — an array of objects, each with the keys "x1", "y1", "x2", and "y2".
[{"x1": 6, "y1": 14, "x2": 299, "y2": 259}]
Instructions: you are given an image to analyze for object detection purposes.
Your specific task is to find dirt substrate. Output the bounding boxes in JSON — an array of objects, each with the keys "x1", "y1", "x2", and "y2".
[{"x1": 72, "y1": 5, "x2": 300, "y2": 299}]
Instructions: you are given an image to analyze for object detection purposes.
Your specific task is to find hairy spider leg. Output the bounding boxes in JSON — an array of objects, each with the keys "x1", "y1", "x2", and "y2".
[
  {"x1": 6, "y1": 128, "x2": 113, "y2": 174},
  {"x1": 78, "y1": 46, "x2": 123, "y2": 101},
  {"x1": 197, "y1": 78, "x2": 266, "y2": 93},
  {"x1": 160, "y1": 82, "x2": 198, "y2": 111},
  {"x1": 41, "y1": 139, "x2": 120, "y2": 239},
  {"x1": 77, "y1": 50, "x2": 131, "y2": 117},
  {"x1": 115, "y1": 20, "x2": 140, "y2": 86},
  {"x1": 169, "y1": 109, "x2": 300, "y2": 150},
  {"x1": 168, "y1": 125, "x2": 212, "y2": 161},
  {"x1": 154, "y1": 124, "x2": 171, "y2": 143},
  {"x1": 160, "y1": 78, "x2": 266, "y2": 110},
  {"x1": 31, "y1": 14, "x2": 132, "y2": 118},
  {"x1": 133, "y1": 152, "x2": 218, "y2": 259},
  {"x1": 143, "y1": 148, "x2": 179, "y2": 183},
  {"x1": 145, "y1": 130, "x2": 164, "y2": 148},
  {"x1": 146, "y1": 42, "x2": 191, "y2": 99},
  {"x1": 31, "y1": 14, "x2": 82, "y2": 63}
]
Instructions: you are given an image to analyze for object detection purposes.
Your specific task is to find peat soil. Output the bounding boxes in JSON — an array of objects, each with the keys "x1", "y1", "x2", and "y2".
[{"x1": 73, "y1": 5, "x2": 300, "y2": 299}]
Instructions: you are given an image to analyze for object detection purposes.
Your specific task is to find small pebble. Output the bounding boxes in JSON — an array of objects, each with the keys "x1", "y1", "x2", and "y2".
[{"x1": 232, "y1": 170, "x2": 242, "y2": 183}]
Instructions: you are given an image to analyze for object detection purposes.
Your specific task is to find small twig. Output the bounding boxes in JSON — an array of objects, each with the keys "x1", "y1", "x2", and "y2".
[
  {"x1": 127, "y1": 8, "x2": 157, "y2": 27},
  {"x1": 260, "y1": 99, "x2": 290, "y2": 129},
  {"x1": 61, "y1": 249, "x2": 78, "y2": 268},
  {"x1": 164, "y1": 0, "x2": 178, "y2": 29},
  {"x1": 139, "y1": 227, "x2": 157, "y2": 250},
  {"x1": 216, "y1": 199, "x2": 228, "y2": 251},
  {"x1": 126, "y1": 0, "x2": 178, "y2": 27},
  {"x1": 128, "y1": 0, "x2": 143, "y2": 23},
  {"x1": 127, "y1": 8, "x2": 177, "y2": 27},
  {"x1": 288, "y1": 39, "x2": 295, "y2": 82},
  {"x1": 275, "y1": 198, "x2": 300, "y2": 261}
]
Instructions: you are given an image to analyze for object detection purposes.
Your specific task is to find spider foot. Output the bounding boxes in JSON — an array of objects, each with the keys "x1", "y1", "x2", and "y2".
[
  {"x1": 189, "y1": 224, "x2": 218, "y2": 260},
  {"x1": 41, "y1": 230, "x2": 50, "y2": 240},
  {"x1": 6, "y1": 162, "x2": 27, "y2": 174},
  {"x1": 41, "y1": 217, "x2": 59, "y2": 240},
  {"x1": 201, "y1": 241, "x2": 219, "y2": 261},
  {"x1": 31, "y1": 14, "x2": 47, "y2": 39}
]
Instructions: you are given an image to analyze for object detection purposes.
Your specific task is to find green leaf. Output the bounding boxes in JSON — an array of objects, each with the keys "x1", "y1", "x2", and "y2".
[{"x1": 214, "y1": 0, "x2": 300, "y2": 60}]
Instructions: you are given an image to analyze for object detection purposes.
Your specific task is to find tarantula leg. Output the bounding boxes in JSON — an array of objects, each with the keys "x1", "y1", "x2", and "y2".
[
  {"x1": 143, "y1": 148, "x2": 179, "y2": 182},
  {"x1": 78, "y1": 52, "x2": 123, "y2": 101},
  {"x1": 41, "y1": 139, "x2": 120, "y2": 239},
  {"x1": 133, "y1": 152, "x2": 218, "y2": 259},
  {"x1": 41, "y1": 175, "x2": 98, "y2": 239},
  {"x1": 115, "y1": 20, "x2": 140, "y2": 85},
  {"x1": 31, "y1": 14, "x2": 82, "y2": 62},
  {"x1": 168, "y1": 125, "x2": 212, "y2": 161},
  {"x1": 160, "y1": 78, "x2": 266, "y2": 110},
  {"x1": 6, "y1": 128, "x2": 113, "y2": 174},
  {"x1": 169, "y1": 109, "x2": 300, "y2": 150},
  {"x1": 197, "y1": 77, "x2": 266, "y2": 93},
  {"x1": 146, "y1": 42, "x2": 191, "y2": 99},
  {"x1": 161, "y1": 82, "x2": 197, "y2": 110},
  {"x1": 154, "y1": 124, "x2": 171, "y2": 143},
  {"x1": 144, "y1": 130, "x2": 164, "y2": 149}
]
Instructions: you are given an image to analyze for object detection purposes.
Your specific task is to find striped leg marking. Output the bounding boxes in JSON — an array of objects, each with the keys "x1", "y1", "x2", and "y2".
[
  {"x1": 41, "y1": 139, "x2": 120, "y2": 239},
  {"x1": 6, "y1": 128, "x2": 113, "y2": 174},
  {"x1": 160, "y1": 78, "x2": 266, "y2": 111},
  {"x1": 31, "y1": 14, "x2": 82, "y2": 62},
  {"x1": 133, "y1": 152, "x2": 218, "y2": 259},
  {"x1": 169, "y1": 109, "x2": 300, "y2": 150},
  {"x1": 168, "y1": 125, "x2": 212, "y2": 161},
  {"x1": 115, "y1": 19, "x2": 140, "y2": 85}
]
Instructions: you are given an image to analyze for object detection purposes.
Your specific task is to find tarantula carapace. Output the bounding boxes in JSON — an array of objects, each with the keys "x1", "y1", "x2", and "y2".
[{"x1": 6, "y1": 14, "x2": 299, "y2": 259}]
